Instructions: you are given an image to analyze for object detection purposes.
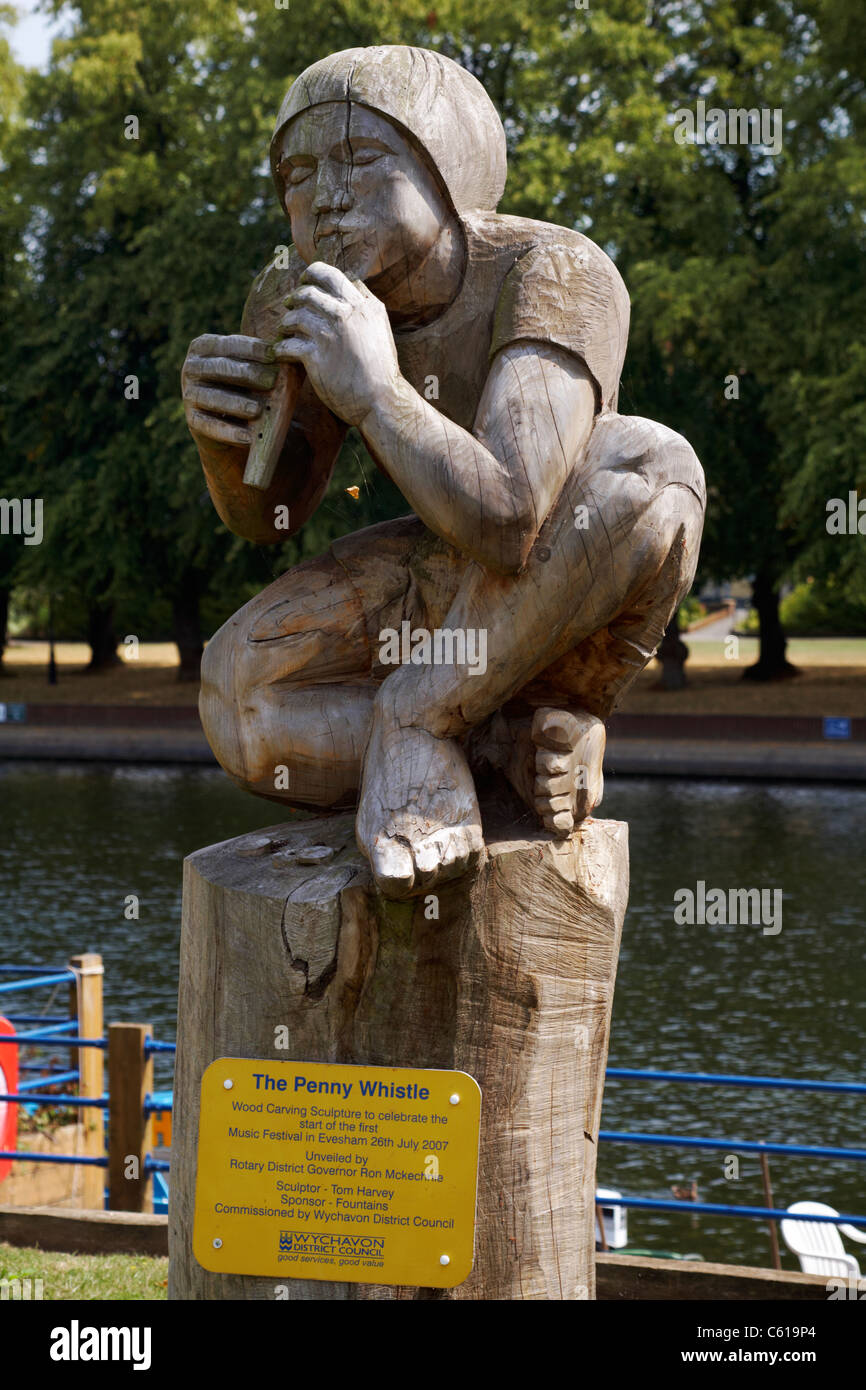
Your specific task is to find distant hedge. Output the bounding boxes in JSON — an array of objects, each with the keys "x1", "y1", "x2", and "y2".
[{"x1": 742, "y1": 580, "x2": 866, "y2": 636}]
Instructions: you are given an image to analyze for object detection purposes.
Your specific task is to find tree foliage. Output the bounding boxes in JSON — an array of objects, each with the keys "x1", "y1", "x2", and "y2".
[{"x1": 1, "y1": 1, "x2": 863, "y2": 678}]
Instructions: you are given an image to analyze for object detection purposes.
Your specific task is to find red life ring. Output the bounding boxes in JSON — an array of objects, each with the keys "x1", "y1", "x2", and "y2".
[{"x1": 0, "y1": 1015, "x2": 18, "y2": 1181}]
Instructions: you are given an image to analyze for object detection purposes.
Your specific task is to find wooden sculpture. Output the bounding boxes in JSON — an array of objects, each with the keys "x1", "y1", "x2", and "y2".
[{"x1": 182, "y1": 45, "x2": 705, "y2": 900}]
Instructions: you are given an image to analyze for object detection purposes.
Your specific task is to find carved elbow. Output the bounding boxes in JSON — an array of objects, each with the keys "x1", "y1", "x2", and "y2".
[{"x1": 213, "y1": 498, "x2": 281, "y2": 547}]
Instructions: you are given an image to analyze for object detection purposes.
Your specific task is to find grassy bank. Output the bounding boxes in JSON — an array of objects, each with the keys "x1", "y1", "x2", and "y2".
[
  {"x1": 0, "y1": 1242, "x2": 167, "y2": 1300},
  {"x1": 2, "y1": 636, "x2": 865, "y2": 717}
]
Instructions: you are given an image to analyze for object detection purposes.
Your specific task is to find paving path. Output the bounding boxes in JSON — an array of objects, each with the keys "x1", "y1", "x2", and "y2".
[{"x1": 685, "y1": 609, "x2": 741, "y2": 642}]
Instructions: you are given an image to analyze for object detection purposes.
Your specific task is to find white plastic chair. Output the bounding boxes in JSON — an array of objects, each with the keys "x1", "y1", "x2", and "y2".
[
  {"x1": 596, "y1": 1187, "x2": 628, "y2": 1249},
  {"x1": 780, "y1": 1201, "x2": 866, "y2": 1278}
]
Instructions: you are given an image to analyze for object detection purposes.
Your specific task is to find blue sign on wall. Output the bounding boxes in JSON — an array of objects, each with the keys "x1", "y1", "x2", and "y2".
[{"x1": 823, "y1": 717, "x2": 851, "y2": 740}]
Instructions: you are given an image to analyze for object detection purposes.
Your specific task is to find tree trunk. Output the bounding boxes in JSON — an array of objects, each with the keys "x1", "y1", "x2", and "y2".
[
  {"x1": 172, "y1": 582, "x2": 203, "y2": 683},
  {"x1": 655, "y1": 606, "x2": 689, "y2": 690},
  {"x1": 169, "y1": 810, "x2": 629, "y2": 1301},
  {"x1": 86, "y1": 602, "x2": 121, "y2": 672},
  {"x1": 743, "y1": 571, "x2": 798, "y2": 682},
  {"x1": 0, "y1": 587, "x2": 10, "y2": 674}
]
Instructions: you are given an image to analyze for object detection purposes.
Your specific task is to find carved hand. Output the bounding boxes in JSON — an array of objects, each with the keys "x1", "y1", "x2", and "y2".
[
  {"x1": 274, "y1": 262, "x2": 401, "y2": 427},
  {"x1": 182, "y1": 334, "x2": 277, "y2": 448}
]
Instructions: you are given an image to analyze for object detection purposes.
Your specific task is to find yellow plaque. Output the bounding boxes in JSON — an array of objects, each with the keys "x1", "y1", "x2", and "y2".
[{"x1": 193, "y1": 1058, "x2": 482, "y2": 1288}]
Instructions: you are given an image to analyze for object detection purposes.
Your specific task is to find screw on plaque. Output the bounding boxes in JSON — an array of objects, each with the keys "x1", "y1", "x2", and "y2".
[
  {"x1": 213, "y1": 1238, "x2": 223, "y2": 1249},
  {"x1": 449, "y1": 1093, "x2": 460, "y2": 1105},
  {"x1": 439, "y1": 1254, "x2": 450, "y2": 1266},
  {"x1": 223, "y1": 1079, "x2": 233, "y2": 1089}
]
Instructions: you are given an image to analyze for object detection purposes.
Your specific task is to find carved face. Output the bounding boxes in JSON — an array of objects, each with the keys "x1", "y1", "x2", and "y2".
[{"x1": 275, "y1": 102, "x2": 451, "y2": 283}]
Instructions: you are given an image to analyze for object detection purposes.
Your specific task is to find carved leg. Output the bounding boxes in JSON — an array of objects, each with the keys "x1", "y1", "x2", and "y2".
[
  {"x1": 470, "y1": 707, "x2": 605, "y2": 834},
  {"x1": 356, "y1": 421, "x2": 704, "y2": 894},
  {"x1": 199, "y1": 546, "x2": 382, "y2": 808},
  {"x1": 532, "y1": 708, "x2": 606, "y2": 834},
  {"x1": 355, "y1": 721, "x2": 484, "y2": 899},
  {"x1": 198, "y1": 516, "x2": 458, "y2": 811}
]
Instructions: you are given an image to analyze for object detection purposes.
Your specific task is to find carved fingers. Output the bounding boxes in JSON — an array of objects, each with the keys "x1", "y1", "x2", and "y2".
[
  {"x1": 273, "y1": 261, "x2": 400, "y2": 427},
  {"x1": 189, "y1": 333, "x2": 277, "y2": 363},
  {"x1": 182, "y1": 333, "x2": 278, "y2": 447},
  {"x1": 299, "y1": 261, "x2": 367, "y2": 303},
  {"x1": 185, "y1": 409, "x2": 255, "y2": 448}
]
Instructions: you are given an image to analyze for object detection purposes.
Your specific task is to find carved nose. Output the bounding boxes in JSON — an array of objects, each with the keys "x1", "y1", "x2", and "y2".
[{"x1": 311, "y1": 165, "x2": 353, "y2": 215}]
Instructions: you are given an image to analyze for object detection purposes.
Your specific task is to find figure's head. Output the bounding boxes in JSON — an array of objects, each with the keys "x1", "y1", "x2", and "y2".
[
  {"x1": 274, "y1": 101, "x2": 452, "y2": 282},
  {"x1": 270, "y1": 46, "x2": 507, "y2": 284}
]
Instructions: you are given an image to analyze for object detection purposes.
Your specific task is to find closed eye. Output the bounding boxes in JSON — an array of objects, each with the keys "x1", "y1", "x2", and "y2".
[
  {"x1": 350, "y1": 149, "x2": 385, "y2": 165},
  {"x1": 342, "y1": 138, "x2": 394, "y2": 165},
  {"x1": 279, "y1": 158, "x2": 315, "y2": 186}
]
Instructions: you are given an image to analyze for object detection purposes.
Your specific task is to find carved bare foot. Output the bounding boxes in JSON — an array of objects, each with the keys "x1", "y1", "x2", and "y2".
[
  {"x1": 532, "y1": 707, "x2": 605, "y2": 837},
  {"x1": 357, "y1": 720, "x2": 483, "y2": 899}
]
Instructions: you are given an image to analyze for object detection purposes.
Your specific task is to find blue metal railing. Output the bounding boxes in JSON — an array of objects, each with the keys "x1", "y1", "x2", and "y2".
[
  {"x1": 143, "y1": 1095, "x2": 173, "y2": 1114},
  {"x1": 0, "y1": 972, "x2": 75, "y2": 994},
  {"x1": 607, "y1": 1066, "x2": 866, "y2": 1096},
  {"x1": 0, "y1": 1031, "x2": 104, "y2": 1047},
  {"x1": 3, "y1": 962, "x2": 863, "y2": 1231},
  {"x1": 596, "y1": 1196, "x2": 866, "y2": 1225},
  {"x1": 0, "y1": 966, "x2": 75, "y2": 975},
  {"x1": 0, "y1": 1091, "x2": 107, "y2": 1106},
  {"x1": 0, "y1": 963, "x2": 175, "y2": 1211},
  {"x1": 599, "y1": 1130, "x2": 866, "y2": 1161},
  {"x1": 0, "y1": 1150, "x2": 107, "y2": 1167},
  {"x1": 17, "y1": 1070, "x2": 80, "y2": 1090},
  {"x1": 598, "y1": 1065, "x2": 866, "y2": 1229}
]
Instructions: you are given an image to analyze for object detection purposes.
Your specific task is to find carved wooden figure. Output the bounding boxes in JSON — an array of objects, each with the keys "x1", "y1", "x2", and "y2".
[{"x1": 182, "y1": 46, "x2": 705, "y2": 898}]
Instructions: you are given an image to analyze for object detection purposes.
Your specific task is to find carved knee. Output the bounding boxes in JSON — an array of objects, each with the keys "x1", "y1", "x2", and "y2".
[{"x1": 199, "y1": 615, "x2": 252, "y2": 783}]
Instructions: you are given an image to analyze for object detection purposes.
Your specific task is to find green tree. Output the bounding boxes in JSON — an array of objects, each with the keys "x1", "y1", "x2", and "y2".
[
  {"x1": 4, "y1": 0, "x2": 279, "y2": 675},
  {"x1": 5, "y1": 0, "x2": 864, "y2": 690},
  {"x1": 0, "y1": 4, "x2": 26, "y2": 672},
  {"x1": 476, "y1": 0, "x2": 864, "y2": 678}
]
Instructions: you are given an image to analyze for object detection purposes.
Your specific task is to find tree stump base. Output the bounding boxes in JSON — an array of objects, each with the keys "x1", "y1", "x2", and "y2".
[{"x1": 169, "y1": 806, "x2": 628, "y2": 1300}]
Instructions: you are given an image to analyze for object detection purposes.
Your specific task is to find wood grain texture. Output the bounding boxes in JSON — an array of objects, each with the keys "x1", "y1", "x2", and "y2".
[{"x1": 169, "y1": 810, "x2": 628, "y2": 1301}]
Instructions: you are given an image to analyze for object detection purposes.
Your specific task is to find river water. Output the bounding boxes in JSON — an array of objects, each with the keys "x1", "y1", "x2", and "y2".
[{"x1": 0, "y1": 761, "x2": 863, "y2": 1269}]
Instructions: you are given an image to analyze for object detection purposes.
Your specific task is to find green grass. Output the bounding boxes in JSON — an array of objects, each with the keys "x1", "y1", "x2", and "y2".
[
  {"x1": 0, "y1": 1242, "x2": 167, "y2": 1300},
  {"x1": 684, "y1": 635, "x2": 866, "y2": 667}
]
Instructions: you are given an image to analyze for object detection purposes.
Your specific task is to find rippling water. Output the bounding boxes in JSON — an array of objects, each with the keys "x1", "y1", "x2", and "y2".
[{"x1": 0, "y1": 763, "x2": 863, "y2": 1268}]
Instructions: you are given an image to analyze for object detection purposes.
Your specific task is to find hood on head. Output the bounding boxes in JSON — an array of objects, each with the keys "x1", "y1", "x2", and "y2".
[{"x1": 270, "y1": 45, "x2": 507, "y2": 216}]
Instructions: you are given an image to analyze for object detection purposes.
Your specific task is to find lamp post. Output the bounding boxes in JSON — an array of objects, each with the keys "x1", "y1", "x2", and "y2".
[{"x1": 47, "y1": 594, "x2": 57, "y2": 685}]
